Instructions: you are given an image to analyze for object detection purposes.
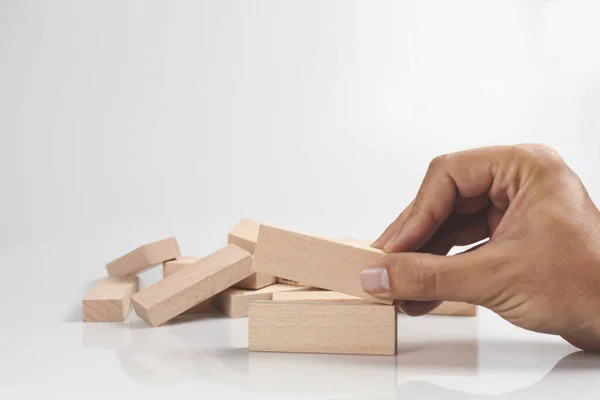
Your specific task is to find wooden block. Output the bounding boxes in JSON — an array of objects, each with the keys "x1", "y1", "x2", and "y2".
[
  {"x1": 252, "y1": 225, "x2": 391, "y2": 304},
  {"x1": 107, "y1": 237, "x2": 181, "y2": 277},
  {"x1": 228, "y1": 218, "x2": 276, "y2": 289},
  {"x1": 130, "y1": 244, "x2": 253, "y2": 326},
  {"x1": 340, "y1": 237, "x2": 373, "y2": 248},
  {"x1": 249, "y1": 301, "x2": 397, "y2": 355},
  {"x1": 215, "y1": 284, "x2": 315, "y2": 318},
  {"x1": 162, "y1": 256, "x2": 212, "y2": 314},
  {"x1": 275, "y1": 277, "x2": 312, "y2": 287},
  {"x1": 272, "y1": 290, "x2": 370, "y2": 303},
  {"x1": 83, "y1": 276, "x2": 139, "y2": 322},
  {"x1": 162, "y1": 256, "x2": 203, "y2": 277}
]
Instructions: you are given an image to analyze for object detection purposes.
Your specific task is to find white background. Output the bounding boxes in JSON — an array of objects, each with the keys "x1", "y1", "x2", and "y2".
[{"x1": 1, "y1": 1, "x2": 600, "y2": 399}]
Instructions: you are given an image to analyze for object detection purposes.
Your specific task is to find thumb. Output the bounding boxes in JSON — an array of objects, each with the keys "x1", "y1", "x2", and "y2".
[{"x1": 360, "y1": 245, "x2": 503, "y2": 305}]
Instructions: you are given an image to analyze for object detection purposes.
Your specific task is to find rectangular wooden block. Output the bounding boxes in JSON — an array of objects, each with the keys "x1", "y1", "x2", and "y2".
[
  {"x1": 162, "y1": 256, "x2": 203, "y2": 277},
  {"x1": 107, "y1": 237, "x2": 181, "y2": 277},
  {"x1": 215, "y1": 284, "x2": 315, "y2": 318},
  {"x1": 130, "y1": 244, "x2": 253, "y2": 326},
  {"x1": 249, "y1": 301, "x2": 398, "y2": 355},
  {"x1": 427, "y1": 302, "x2": 477, "y2": 317},
  {"x1": 252, "y1": 225, "x2": 391, "y2": 304},
  {"x1": 83, "y1": 276, "x2": 139, "y2": 322},
  {"x1": 162, "y1": 256, "x2": 212, "y2": 314},
  {"x1": 272, "y1": 290, "x2": 370, "y2": 303},
  {"x1": 228, "y1": 218, "x2": 276, "y2": 289}
]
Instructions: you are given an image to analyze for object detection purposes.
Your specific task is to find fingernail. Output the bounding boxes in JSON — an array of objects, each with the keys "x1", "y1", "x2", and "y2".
[{"x1": 360, "y1": 267, "x2": 390, "y2": 293}]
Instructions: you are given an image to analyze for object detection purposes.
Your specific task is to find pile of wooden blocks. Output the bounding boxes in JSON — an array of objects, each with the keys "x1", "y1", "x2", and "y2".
[{"x1": 83, "y1": 219, "x2": 476, "y2": 356}]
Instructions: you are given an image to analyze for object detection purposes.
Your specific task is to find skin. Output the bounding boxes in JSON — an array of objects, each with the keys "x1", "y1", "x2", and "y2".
[{"x1": 360, "y1": 144, "x2": 600, "y2": 352}]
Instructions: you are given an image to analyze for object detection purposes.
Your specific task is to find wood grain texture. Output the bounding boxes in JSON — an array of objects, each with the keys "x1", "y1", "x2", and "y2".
[
  {"x1": 130, "y1": 244, "x2": 253, "y2": 326},
  {"x1": 107, "y1": 237, "x2": 181, "y2": 277},
  {"x1": 271, "y1": 290, "x2": 369, "y2": 303},
  {"x1": 162, "y1": 256, "x2": 212, "y2": 314},
  {"x1": 215, "y1": 284, "x2": 315, "y2": 318},
  {"x1": 228, "y1": 218, "x2": 276, "y2": 289},
  {"x1": 249, "y1": 301, "x2": 397, "y2": 355},
  {"x1": 83, "y1": 276, "x2": 139, "y2": 322},
  {"x1": 252, "y1": 225, "x2": 391, "y2": 304}
]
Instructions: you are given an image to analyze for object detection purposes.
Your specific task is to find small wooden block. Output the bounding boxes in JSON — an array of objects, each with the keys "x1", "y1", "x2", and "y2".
[
  {"x1": 249, "y1": 301, "x2": 397, "y2": 355},
  {"x1": 228, "y1": 219, "x2": 276, "y2": 289},
  {"x1": 162, "y1": 256, "x2": 203, "y2": 277},
  {"x1": 428, "y1": 302, "x2": 477, "y2": 317},
  {"x1": 131, "y1": 244, "x2": 253, "y2": 326},
  {"x1": 107, "y1": 237, "x2": 181, "y2": 277},
  {"x1": 162, "y1": 256, "x2": 212, "y2": 314},
  {"x1": 83, "y1": 276, "x2": 139, "y2": 322},
  {"x1": 215, "y1": 284, "x2": 315, "y2": 318},
  {"x1": 252, "y1": 225, "x2": 391, "y2": 304},
  {"x1": 272, "y1": 290, "x2": 369, "y2": 303},
  {"x1": 340, "y1": 237, "x2": 374, "y2": 248}
]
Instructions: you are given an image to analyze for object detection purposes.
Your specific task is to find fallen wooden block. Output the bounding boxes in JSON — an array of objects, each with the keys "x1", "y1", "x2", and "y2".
[
  {"x1": 83, "y1": 276, "x2": 139, "y2": 322},
  {"x1": 162, "y1": 256, "x2": 203, "y2": 277},
  {"x1": 272, "y1": 290, "x2": 369, "y2": 303},
  {"x1": 107, "y1": 237, "x2": 181, "y2": 277},
  {"x1": 249, "y1": 301, "x2": 397, "y2": 355},
  {"x1": 131, "y1": 244, "x2": 253, "y2": 326},
  {"x1": 252, "y1": 225, "x2": 391, "y2": 304},
  {"x1": 215, "y1": 284, "x2": 315, "y2": 318},
  {"x1": 228, "y1": 218, "x2": 276, "y2": 289},
  {"x1": 162, "y1": 256, "x2": 213, "y2": 314},
  {"x1": 427, "y1": 302, "x2": 477, "y2": 317}
]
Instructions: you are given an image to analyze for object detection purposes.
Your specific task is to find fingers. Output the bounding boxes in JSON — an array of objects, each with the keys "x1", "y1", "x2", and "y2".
[
  {"x1": 371, "y1": 200, "x2": 414, "y2": 249},
  {"x1": 398, "y1": 300, "x2": 443, "y2": 316},
  {"x1": 383, "y1": 148, "x2": 504, "y2": 253},
  {"x1": 361, "y1": 245, "x2": 503, "y2": 304}
]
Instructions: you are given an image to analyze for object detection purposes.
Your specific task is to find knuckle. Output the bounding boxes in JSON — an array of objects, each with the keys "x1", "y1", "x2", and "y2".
[
  {"x1": 515, "y1": 144, "x2": 566, "y2": 172},
  {"x1": 428, "y1": 154, "x2": 451, "y2": 171},
  {"x1": 388, "y1": 254, "x2": 440, "y2": 299}
]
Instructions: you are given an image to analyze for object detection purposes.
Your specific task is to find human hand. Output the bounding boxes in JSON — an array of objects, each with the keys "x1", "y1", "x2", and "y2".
[{"x1": 360, "y1": 145, "x2": 600, "y2": 351}]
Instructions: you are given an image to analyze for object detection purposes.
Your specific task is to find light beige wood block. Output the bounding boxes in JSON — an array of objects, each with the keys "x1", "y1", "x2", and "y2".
[
  {"x1": 340, "y1": 237, "x2": 374, "y2": 248},
  {"x1": 249, "y1": 301, "x2": 397, "y2": 355},
  {"x1": 215, "y1": 284, "x2": 315, "y2": 318},
  {"x1": 252, "y1": 225, "x2": 391, "y2": 304},
  {"x1": 162, "y1": 256, "x2": 212, "y2": 314},
  {"x1": 107, "y1": 237, "x2": 181, "y2": 277},
  {"x1": 428, "y1": 302, "x2": 477, "y2": 317},
  {"x1": 272, "y1": 290, "x2": 370, "y2": 303},
  {"x1": 83, "y1": 276, "x2": 139, "y2": 322},
  {"x1": 162, "y1": 256, "x2": 203, "y2": 277},
  {"x1": 131, "y1": 244, "x2": 253, "y2": 326},
  {"x1": 228, "y1": 218, "x2": 276, "y2": 289},
  {"x1": 397, "y1": 301, "x2": 477, "y2": 317}
]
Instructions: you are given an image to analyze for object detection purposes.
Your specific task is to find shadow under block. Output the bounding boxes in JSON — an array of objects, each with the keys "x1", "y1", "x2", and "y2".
[
  {"x1": 215, "y1": 284, "x2": 315, "y2": 318},
  {"x1": 249, "y1": 301, "x2": 398, "y2": 355},
  {"x1": 228, "y1": 218, "x2": 276, "y2": 289},
  {"x1": 271, "y1": 290, "x2": 369, "y2": 303},
  {"x1": 107, "y1": 237, "x2": 181, "y2": 277},
  {"x1": 162, "y1": 256, "x2": 212, "y2": 314},
  {"x1": 83, "y1": 276, "x2": 139, "y2": 322},
  {"x1": 131, "y1": 244, "x2": 253, "y2": 326},
  {"x1": 252, "y1": 225, "x2": 392, "y2": 304}
]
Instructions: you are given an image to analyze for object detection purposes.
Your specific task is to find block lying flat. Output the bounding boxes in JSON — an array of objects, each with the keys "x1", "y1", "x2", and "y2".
[
  {"x1": 249, "y1": 301, "x2": 397, "y2": 355},
  {"x1": 107, "y1": 237, "x2": 181, "y2": 277},
  {"x1": 131, "y1": 244, "x2": 253, "y2": 326},
  {"x1": 83, "y1": 276, "x2": 139, "y2": 322},
  {"x1": 215, "y1": 284, "x2": 315, "y2": 318},
  {"x1": 162, "y1": 256, "x2": 212, "y2": 314},
  {"x1": 228, "y1": 219, "x2": 276, "y2": 289},
  {"x1": 428, "y1": 302, "x2": 477, "y2": 317},
  {"x1": 252, "y1": 225, "x2": 391, "y2": 304},
  {"x1": 271, "y1": 290, "x2": 369, "y2": 303}
]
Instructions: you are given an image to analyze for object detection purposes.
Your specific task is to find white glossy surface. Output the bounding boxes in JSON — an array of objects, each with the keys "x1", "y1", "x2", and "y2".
[{"x1": 2, "y1": 0, "x2": 600, "y2": 398}]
